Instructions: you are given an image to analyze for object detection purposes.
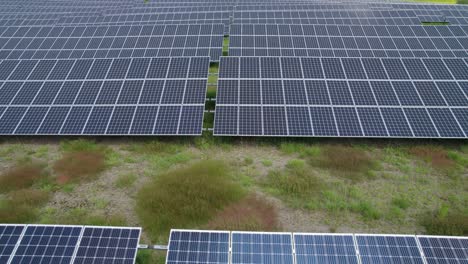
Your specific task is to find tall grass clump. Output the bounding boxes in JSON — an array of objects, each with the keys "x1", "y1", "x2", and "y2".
[
  {"x1": 0, "y1": 189, "x2": 50, "y2": 223},
  {"x1": 421, "y1": 206, "x2": 468, "y2": 236},
  {"x1": 408, "y1": 146, "x2": 456, "y2": 170},
  {"x1": 207, "y1": 194, "x2": 279, "y2": 231},
  {"x1": 264, "y1": 162, "x2": 326, "y2": 208},
  {"x1": 310, "y1": 145, "x2": 380, "y2": 181},
  {"x1": 0, "y1": 163, "x2": 47, "y2": 192},
  {"x1": 136, "y1": 160, "x2": 244, "y2": 242},
  {"x1": 54, "y1": 151, "x2": 106, "y2": 183}
]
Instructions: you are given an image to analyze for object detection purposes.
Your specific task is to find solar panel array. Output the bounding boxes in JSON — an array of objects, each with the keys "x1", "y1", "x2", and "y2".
[
  {"x1": 167, "y1": 230, "x2": 468, "y2": 264},
  {"x1": 0, "y1": 24, "x2": 224, "y2": 61},
  {"x1": 230, "y1": 24, "x2": 468, "y2": 58},
  {"x1": 215, "y1": 56, "x2": 468, "y2": 138},
  {"x1": 0, "y1": 224, "x2": 141, "y2": 264},
  {"x1": 0, "y1": 57, "x2": 209, "y2": 135}
]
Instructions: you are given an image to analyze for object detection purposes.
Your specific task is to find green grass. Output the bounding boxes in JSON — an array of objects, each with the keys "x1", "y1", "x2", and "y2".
[
  {"x1": 0, "y1": 189, "x2": 50, "y2": 223},
  {"x1": 39, "y1": 207, "x2": 127, "y2": 226},
  {"x1": 422, "y1": 21, "x2": 450, "y2": 25},
  {"x1": 263, "y1": 163, "x2": 326, "y2": 207},
  {"x1": 223, "y1": 36, "x2": 229, "y2": 56},
  {"x1": 136, "y1": 160, "x2": 245, "y2": 242},
  {"x1": 115, "y1": 174, "x2": 137, "y2": 188}
]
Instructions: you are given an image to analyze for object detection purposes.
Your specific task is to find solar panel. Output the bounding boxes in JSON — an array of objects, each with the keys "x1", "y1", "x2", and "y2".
[
  {"x1": 356, "y1": 234, "x2": 425, "y2": 264},
  {"x1": 73, "y1": 226, "x2": 141, "y2": 264},
  {"x1": 417, "y1": 235, "x2": 468, "y2": 264},
  {"x1": 166, "y1": 230, "x2": 230, "y2": 264},
  {"x1": 0, "y1": 224, "x2": 25, "y2": 264},
  {"x1": 214, "y1": 56, "x2": 468, "y2": 138},
  {"x1": 231, "y1": 231, "x2": 294, "y2": 264},
  {"x1": 0, "y1": 24, "x2": 224, "y2": 61},
  {"x1": 294, "y1": 233, "x2": 359, "y2": 264},
  {"x1": 10, "y1": 225, "x2": 83, "y2": 263},
  {"x1": 0, "y1": 56, "x2": 209, "y2": 136}
]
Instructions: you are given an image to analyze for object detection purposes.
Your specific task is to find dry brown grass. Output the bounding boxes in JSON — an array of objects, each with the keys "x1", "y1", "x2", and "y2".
[
  {"x1": 0, "y1": 189, "x2": 50, "y2": 223},
  {"x1": 207, "y1": 194, "x2": 279, "y2": 231},
  {"x1": 311, "y1": 145, "x2": 379, "y2": 181},
  {"x1": 408, "y1": 146, "x2": 456, "y2": 170},
  {"x1": 0, "y1": 164, "x2": 46, "y2": 193},
  {"x1": 53, "y1": 151, "x2": 105, "y2": 183}
]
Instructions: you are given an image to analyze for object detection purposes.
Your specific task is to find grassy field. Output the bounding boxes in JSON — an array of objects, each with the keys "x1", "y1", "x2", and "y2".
[{"x1": 0, "y1": 137, "x2": 467, "y2": 263}]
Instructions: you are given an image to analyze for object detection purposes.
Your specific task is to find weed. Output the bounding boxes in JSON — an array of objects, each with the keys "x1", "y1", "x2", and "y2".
[
  {"x1": 115, "y1": 174, "x2": 137, "y2": 189},
  {"x1": 279, "y1": 143, "x2": 307, "y2": 155},
  {"x1": 262, "y1": 160, "x2": 273, "y2": 167},
  {"x1": 286, "y1": 159, "x2": 306, "y2": 170},
  {"x1": 244, "y1": 157, "x2": 254, "y2": 166},
  {"x1": 0, "y1": 163, "x2": 46, "y2": 193},
  {"x1": 263, "y1": 164, "x2": 326, "y2": 208},
  {"x1": 207, "y1": 194, "x2": 279, "y2": 231},
  {"x1": 350, "y1": 201, "x2": 381, "y2": 221},
  {"x1": 392, "y1": 196, "x2": 411, "y2": 210},
  {"x1": 310, "y1": 145, "x2": 380, "y2": 181},
  {"x1": 60, "y1": 139, "x2": 100, "y2": 152},
  {"x1": 53, "y1": 151, "x2": 106, "y2": 183},
  {"x1": 408, "y1": 146, "x2": 456, "y2": 170},
  {"x1": 137, "y1": 160, "x2": 244, "y2": 242},
  {"x1": 0, "y1": 189, "x2": 50, "y2": 223},
  {"x1": 149, "y1": 152, "x2": 192, "y2": 171},
  {"x1": 41, "y1": 208, "x2": 127, "y2": 226},
  {"x1": 421, "y1": 206, "x2": 468, "y2": 235}
]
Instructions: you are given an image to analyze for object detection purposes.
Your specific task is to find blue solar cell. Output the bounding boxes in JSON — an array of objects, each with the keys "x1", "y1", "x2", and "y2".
[
  {"x1": 37, "y1": 106, "x2": 70, "y2": 134},
  {"x1": 334, "y1": 107, "x2": 363, "y2": 136},
  {"x1": 294, "y1": 234, "x2": 358, "y2": 264},
  {"x1": 83, "y1": 106, "x2": 113, "y2": 135},
  {"x1": 232, "y1": 232, "x2": 293, "y2": 264},
  {"x1": 414, "y1": 82, "x2": 447, "y2": 106},
  {"x1": 214, "y1": 106, "x2": 238, "y2": 135},
  {"x1": 309, "y1": 107, "x2": 338, "y2": 136},
  {"x1": 0, "y1": 82, "x2": 23, "y2": 105},
  {"x1": 382, "y1": 59, "x2": 410, "y2": 80},
  {"x1": 130, "y1": 106, "x2": 158, "y2": 135},
  {"x1": 423, "y1": 59, "x2": 453, "y2": 80},
  {"x1": 260, "y1": 57, "x2": 281, "y2": 78},
  {"x1": 428, "y1": 108, "x2": 465, "y2": 138},
  {"x1": 241, "y1": 57, "x2": 260, "y2": 79},
  {"x1": 342, "y1": 58, "x2": 367, "y2": 79},
  {"x1": 139, "y1": 80, "x2": 164, "y2": 105},
  {"x1": 67, "y1": 59, "x2": 93, "y2": 80},
  {"x1": 305, "y1": 80, "x2": 330, "y2": 105},
  {"x1": 322, "y1": 58, "x2": 345, "y2": 79},
  {"x1": 106, "y1": 106, "x2": 136, "y2": 135},
  {"x1": 356, "y1": 235, "x2": 424, "y2": 264},
  {"x1": 371, "y1": 81, "x2": 400, "y2": 106},
  {"x1": 284, "y1": 80, "x2": 307, "y2": 105},
  {"x1": 161, "y1": 80, "x2": 186, "y2": 104},
  {"x1": 391, "y1": 82, "x2": 424, "y2": 106},
  {"x1": 74, "y1": 226, "x2": 140, "y2": 264},
  {"x1": 239, "y1": 106, "x2": 262, "y2": 135},
  {"x1": 435, "y1": 82, "x2": 468, "y2": 107},
  {"x1": 154, "y1": 106, "x2": 180, "y2": 135},
  {"x1": 9, "y1": 60, "x2": 38, "y2": 80},
  {"x1": 0, "y1": 225, "x2": 25, "y2": 263},
  {"x1": 281, "y1": 57, "x2": 303, "y2": 79},
  {"x1": 15, "y1": 107, "x2": 49, "y2": 135},
  {"x1": 301, "y1": 58, "x2": 323, "y2": 79},
  {"x1": 11, "y1": 225, "x2": 82, "y2": 264},
  {"x1": 286, "y1": 107, "x2": 312, "y2": 136},
  {"x1": 167, "y1": 57, "x2": 190, "y2": 78},
  {"x1": 74, "y1": 81, "x2": 102, "y2": 105},
  {"x1": 167, "y1": 230, "x2": 229, "y2": 264},
  {"x1": 358, "y1": 108, "x2": 388, "y2": 137},
  {"x1": 0, "y1": 107, "x2": 27, "y2": 134},
  {"x1": 0, "y1": 60, "x2": 20, "y2": 80},
  {"x1": 418, "y1": 236, "x2": 468, "y2": 264},
  {"x1": 28, "y1": 60, "x2": 56, "y2": 80},
  {"x1": 404, "y1": 108, "x2": 439, "y2": 137},
  {"x1": 263, "y1": 106, "x2": 287, "y2": 136},
  {"x1": 328, "y1": 81, "x2": 354, "y2": 105},
  {"x1": 60, "y1": 106, "x2": 92, "y2": 135},
  {"x1": 179, "y1": 105, "x2": 205, "y2": 135}
]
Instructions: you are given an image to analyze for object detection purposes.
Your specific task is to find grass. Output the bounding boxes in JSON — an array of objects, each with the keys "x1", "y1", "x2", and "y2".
[
  {"x1": 206, "y1": 194, "x2": 279, "y2": 231},
  {"x1": 422, "y1": 21, "x2": 450, "y2": 25},
  {"x1": 263, "y1": 162, "x2": 326, "y2": 207},
  {"x1": 0, "y1": 189, "x2": 50, "y2": 223},
  {"x1": 115, "y1": 174, "x2": 137, "y2": 189},
  {"x1": 136, "y1": 160, "x2": 245, "y2": 242},
  {"x1": 40, "y1": 207, "x2": 127, "y2": 226},
  {"x1": 421, "y1": 206, "x2": 468, "y2": 236},
  {"x1": 223, "y1": 36, "x2": 229, "y2": 56},
  {"x1": 0, "y1": 163, "x2": 47, "y2": 193},
  {"x1": 53, "y1": 151, "x2": 106, "y2": 183},
  {"x1": 310, "y1": 145, "x2": 380, "y2": 181}
]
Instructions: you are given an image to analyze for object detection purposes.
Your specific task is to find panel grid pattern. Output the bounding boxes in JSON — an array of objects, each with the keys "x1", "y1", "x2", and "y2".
[
  {"x1": 294, "y1": 233, "x2": 359, "y2": 264},
  {"x1": 0, "y1": 57, "x2": 209, "y2": 135},
  {"x1": 215, "y1": 56, "x2": 468, "y2": 138},
  {"x1": 166, "y1": 230, "x2": 230, "y2": 264},
  {"x1": 417, "y1": 236, "x2": 468, "y2": 264},
  {"x1": 231, "y1": 232, "x2": 294, "y2": 264},
  {"x1": 0, "y1": 225, "x2": 25, "y2": 264}
]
